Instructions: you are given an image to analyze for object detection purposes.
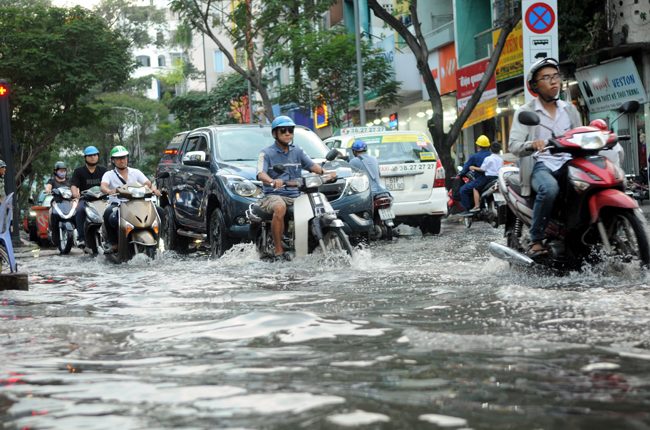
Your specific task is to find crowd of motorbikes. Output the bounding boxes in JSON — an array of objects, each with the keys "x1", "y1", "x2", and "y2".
[{"x1": 19, "y1": 101, "x2": 650, "y2": 272}]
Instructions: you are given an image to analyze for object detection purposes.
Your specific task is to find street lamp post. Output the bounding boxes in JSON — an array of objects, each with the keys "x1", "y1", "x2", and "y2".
[
  {"x1": 111, "y1": 106, "x2": 141, "y2": 162},
  {"x1": 353, "y1": 0, "x2": 366, "y2": 125}
]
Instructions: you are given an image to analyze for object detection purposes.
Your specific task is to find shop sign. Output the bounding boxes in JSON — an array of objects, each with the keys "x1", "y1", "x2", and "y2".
[
  {"x1": 456, "y1": 58, "x2": 497, "y2": 129},
  {"x1": 493, "y1": 21, "x2": 523, "y2": 82},
  {"x1": 575, "y1": 57, "x2": 647, "y2": 113}
]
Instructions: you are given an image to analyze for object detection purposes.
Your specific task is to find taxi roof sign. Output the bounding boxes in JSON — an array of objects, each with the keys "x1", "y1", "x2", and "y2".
[{"x1": 340, "y1": 126, "x2": 386, "y2": 135}]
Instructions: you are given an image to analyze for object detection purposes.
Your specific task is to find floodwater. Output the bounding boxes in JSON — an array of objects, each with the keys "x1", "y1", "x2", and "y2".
[{"x1": 1, "y1": 219, "x2": 650, "y2": 429}]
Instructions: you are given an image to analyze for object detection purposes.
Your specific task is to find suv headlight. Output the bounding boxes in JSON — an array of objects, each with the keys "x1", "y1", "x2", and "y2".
[
  {"x1": 225, "y1": 175, "x2": 262, "y2": 198},
  {"x1": 347, "y1": 173, "x2": 369, "y2": 193}
]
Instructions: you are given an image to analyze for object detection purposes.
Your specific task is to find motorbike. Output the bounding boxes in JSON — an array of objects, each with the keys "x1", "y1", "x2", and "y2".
[
  {"x1": 625, "y1": 167, "x2": 649, "y2": 202},
  {"x1": 461, "y1": 178, "x2": 503, "y2": 229},
  {"x1": 49, "y1": 186, "x2": 79, "y2": 254},
  {"x1": 247, "y1": 166, "x2": 354, "y2": 261},
  {"x1": 489, "y1": 100, "x2": 650, "y2": 271},
  {"x1": 80, "y1": 186, "x2": 108, "y2": 255},
  {"x1": 369, "y1": 192, "x2": 395, "y2": 240},
  {"x1": 447, "y1": 169, "x2": 472, "y2": 215},
  {"x1": 101, "y1": 184, "x2": 160, "y2": 263},
  {"x1": 0, "y1": 193, "x2": 18, "y2": 272}
]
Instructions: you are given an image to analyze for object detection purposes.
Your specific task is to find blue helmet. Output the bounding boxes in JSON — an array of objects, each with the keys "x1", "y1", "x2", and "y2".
[
  {"x1": 83, "y1": 145, "x2": 99, "y2": 156},
  {"x1": 351, "y1": 140, "x2": 367, "y2": 152},
  {"x1": 271, "y1": 115, "x2": 296, "y2": 132}
]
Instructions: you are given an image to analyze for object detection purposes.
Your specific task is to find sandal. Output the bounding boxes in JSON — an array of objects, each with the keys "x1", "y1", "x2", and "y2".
[{"x1": 526, "y1": 241, "x2": 548, "y2": 258}]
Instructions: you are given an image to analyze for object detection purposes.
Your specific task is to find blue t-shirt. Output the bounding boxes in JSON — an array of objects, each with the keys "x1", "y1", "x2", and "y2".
[
  {"x1": 257, "y1": 142, "x2": 315, "y2": 197},
  {"x1": 349, "y1": 154, "x2": 387, "y2": 196},
  {"x1": 459, "y1": 149, "x2": 490, "y2": 177}
]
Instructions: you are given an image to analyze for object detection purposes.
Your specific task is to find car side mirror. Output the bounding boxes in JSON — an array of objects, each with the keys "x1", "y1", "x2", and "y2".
[
  {"x1": 157, "y1": 171, "x2": 170, "y2": 179},
  {"x1": 326, "y1": 148, "x2": 340, "y2": 161},
  {"x1": 518, "y1": 111, "x2": 540, "y2": 126},
  {"x1": 182, "y1": 151, "x2": 210, "y2": 167}
]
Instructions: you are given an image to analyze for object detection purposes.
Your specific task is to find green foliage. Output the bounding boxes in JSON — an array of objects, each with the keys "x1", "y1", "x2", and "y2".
[
  {"x1": 94, "y1": 0, "x2": 167, "y2": 49},
  {"x1": 168, "y1": 74, "x2": 248, "y2": 129},
  {"x1": 302, "y1": 30, "x2": 400, "y2": 127},
  {"x1": 0, "y1": 4, "x2": 133, "y2": 184},
  {"x1": 558, "y1": 0, "x2": 608, "y2": 64}
]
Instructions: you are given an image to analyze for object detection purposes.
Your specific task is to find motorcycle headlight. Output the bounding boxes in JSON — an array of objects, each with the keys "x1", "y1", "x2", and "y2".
[
  {"x1": 60, "y1": 188, "x2": 72, "y2": 199},
  {"x1": 304, "y1": 175, "x2": 323, "y2": 189},
  {"x1": 347, "y1": 173, "x2": 369, "y2": 193},
  {"x1": 225, "y1": 176, "x2": 262, "y2": 198},
  {"x1": 128, "y1": 187, "x2": 146, "y2": 198},
  {"x1": 29, "y1": 210, "x2": 37, "y2": 217},
  {"x1": 567, "y1": 131, "x2": 608, "y2": 149}
]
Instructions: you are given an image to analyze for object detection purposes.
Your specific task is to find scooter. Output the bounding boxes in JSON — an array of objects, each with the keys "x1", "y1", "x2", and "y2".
[
  {"x1": 461, "y1": 179, "x2": 503, "y2": 229},
  {"x1": 369, "y1": 192, "x2": 395, "y2": 240},
  {"x1": 101, "y1": 184, "x2": 160, "y2": 263},
  {"x1": 489, "y1": 100, "x2": 650, "y2": 271},
  {"x1": 80, "y1": 186, "x2": 108, "y2": 255},
  {"x1": 247, "y1": 166, "x2": 354, "y2": 260},
  {"x1": 49, "y1": 187, "x2": 79, "y2": 254},
  {"x1": 447, "y1": 169, "x2": 473, "y2": 215}
]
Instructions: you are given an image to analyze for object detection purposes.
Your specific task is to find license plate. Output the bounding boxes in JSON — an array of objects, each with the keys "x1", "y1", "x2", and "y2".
[
  {"x1": 378, "y1": 208, "x2": 395, "y2": 220},
  {"x1": 494, "y1": 192, "x2": 505, "y2": 202},
  {"x1": 385, "y1": 176, "x2": 404, "y2": 191}
]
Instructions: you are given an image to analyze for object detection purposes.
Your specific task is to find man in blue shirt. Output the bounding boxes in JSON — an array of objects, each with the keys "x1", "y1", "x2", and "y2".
[
  {"x1": 256, "y1": 116, "x2": 332, "y2": 259},
  {"x1": 459, "y1": 134, "x2": 491, "y2": 214},
  {"x1": 349, "y1": 139, "x2": 388, "y2": 197}
]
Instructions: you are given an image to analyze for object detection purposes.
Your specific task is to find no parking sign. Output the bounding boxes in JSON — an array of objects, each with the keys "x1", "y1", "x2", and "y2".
[{"x1": 522, "y1": 0, "x2": 559, "y2": 102}]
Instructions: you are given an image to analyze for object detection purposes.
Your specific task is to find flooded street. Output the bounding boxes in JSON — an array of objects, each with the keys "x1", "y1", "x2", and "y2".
[{"x1": 2, "y1": 219, "x2": 650, "y2": 429}]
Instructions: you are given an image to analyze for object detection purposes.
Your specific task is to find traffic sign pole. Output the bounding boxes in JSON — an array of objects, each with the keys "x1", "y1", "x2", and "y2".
[{"x1": 0, "y1": 79, "x2": 20, "y2": 244}]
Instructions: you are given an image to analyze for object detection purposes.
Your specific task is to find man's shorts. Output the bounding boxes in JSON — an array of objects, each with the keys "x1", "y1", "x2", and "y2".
[{"x1": 259, "y1": 195, "x2": 295, "y2": 214}]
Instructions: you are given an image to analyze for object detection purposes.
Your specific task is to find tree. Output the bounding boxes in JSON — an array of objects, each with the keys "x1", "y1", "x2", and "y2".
[
  {"x1": 168, "y1": 73, "x2": 248, "y2": 130},
  {"x1": 94, "y1": 0, "x2": 168, "y2": 49},
  {"x1": 558, "y1": 0, "x2": 608, "y2": 65},
  {"x1": 367, "y1": 0, "x2": 520, "y2": 180},
  {"x1": 301, "y1": 30, "x2": 400, "y2": 128},
  {"x1": 0, "y1": 5, "x2": 133, "y2": 185}
]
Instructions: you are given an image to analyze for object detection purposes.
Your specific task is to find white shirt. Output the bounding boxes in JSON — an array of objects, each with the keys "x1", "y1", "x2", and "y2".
[
  {"x1": 101, "y1": 167, "x2": 149, "y2": 189},
  {"x1": 480, "y1": 154, "x2": 504, "y2": 177},
  {"x1": 532, "y1": 98, "x2": 573, "y2": 171}
]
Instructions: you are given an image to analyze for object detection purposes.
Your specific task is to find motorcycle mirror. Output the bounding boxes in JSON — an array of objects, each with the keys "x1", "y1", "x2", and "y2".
[
  {"x1": 273, "y1": 164, "x2": 286, "y2": 173},
  {"x1": 518, "y1": 111, "x2": 540, "y2": 126},
  {"x1": 618, "y1": 100, "x2": 639, "y2": 114},
  {"x1": 325, "y1": 148, "x2": 340, "y2": 161},
  {"x1": 157, "y1": 171, "x2": 170, "y2": 179}
]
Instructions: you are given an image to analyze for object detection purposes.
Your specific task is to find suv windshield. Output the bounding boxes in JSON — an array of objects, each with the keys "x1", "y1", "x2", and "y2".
[
  {"x1": 216, "y1": 127, "x2": 328, "y2": 162},
  {"x1": 356, "y1": 134, "x2": 438, "y2": 164}
]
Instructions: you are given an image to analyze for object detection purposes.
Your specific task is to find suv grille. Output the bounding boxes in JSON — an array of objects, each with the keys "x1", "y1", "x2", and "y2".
[{"x1": 319, "y1": 180, "x2": 346, "y2": 202}]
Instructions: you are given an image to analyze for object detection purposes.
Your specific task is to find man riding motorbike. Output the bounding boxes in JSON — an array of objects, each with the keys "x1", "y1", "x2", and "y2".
[
  {"x1": 256, "y1": 115, "x2": 335, "y2": 261},
  {"x1": 100, "y1": 145, "x2": 160, "y2": 253},
  {"x1": 349, "y1": 139, "x2": 388, "y2": 197},
  {"x1": 458, "y1": 135, "x2": 491, "y2": 215},
  {"x1": 469, "y1": 141, "x2": 503, "y2": 212},
  {"x1": 70, "y1": 145, "x2": 108, "y2": 248},
  {"x1": 509, "y1": 57, "x2": 582, "y2": 258},
  {"x1": 45, "y1": 161, "x2": 70, "y2": 193}
]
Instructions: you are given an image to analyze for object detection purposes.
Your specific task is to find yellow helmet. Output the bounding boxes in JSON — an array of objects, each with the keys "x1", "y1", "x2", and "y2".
[{"x1": 475, "y1": 135, "x2": 490, "y2": 148}]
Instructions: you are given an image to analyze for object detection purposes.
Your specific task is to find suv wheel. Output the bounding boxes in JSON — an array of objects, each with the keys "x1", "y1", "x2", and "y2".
[
  {"x1": 420, "y1": 215, "x2": 441, "y2": 235},
  {"x1": 162, "y1": 205, "x2": 189, "y2": 253},
  {"x1": 209, "y1": 208, "x2": 233, "y2": 258}
]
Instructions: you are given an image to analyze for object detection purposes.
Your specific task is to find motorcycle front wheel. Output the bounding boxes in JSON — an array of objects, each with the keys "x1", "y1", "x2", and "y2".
[
  {"x1": 600, "y1": 209, "x2": 650, "y2": 268},
  {"x1": 0, "y1": 245, "x2": 11, "y2": 273},
  {"x1": 58, "y1": 228, "x2": 73, "y2": 255},
  {"x1": 321, "y1": 229, "x2": 354, "y2": 257}
]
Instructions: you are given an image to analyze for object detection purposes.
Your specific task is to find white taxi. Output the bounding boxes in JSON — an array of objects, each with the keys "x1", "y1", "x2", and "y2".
[{"x1": 324, "y1": 129, "x2": 447, "y2": 234}]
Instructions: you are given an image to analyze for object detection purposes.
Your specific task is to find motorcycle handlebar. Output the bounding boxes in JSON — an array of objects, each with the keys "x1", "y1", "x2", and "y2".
[{"x1": 618, "y1": 135, "x2": 631, "y2": 141}]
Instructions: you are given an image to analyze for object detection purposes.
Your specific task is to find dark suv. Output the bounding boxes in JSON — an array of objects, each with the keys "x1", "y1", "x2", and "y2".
[{"x1": 156, "y1": 124, "x2": 373, "y2": 256}]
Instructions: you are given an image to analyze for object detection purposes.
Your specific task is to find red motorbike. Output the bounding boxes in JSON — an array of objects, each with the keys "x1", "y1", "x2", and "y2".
[{"x1": 489, "y1": 100, "x2": 650, "y2": 270}]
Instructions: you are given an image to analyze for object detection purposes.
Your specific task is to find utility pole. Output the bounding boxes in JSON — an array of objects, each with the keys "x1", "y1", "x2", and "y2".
[
  {"x1": 0, "y1": 79, "x2": 19, "y2": 243},
  {"x1": 353, "y1": 0, "x2": 366, "y2": 125}
]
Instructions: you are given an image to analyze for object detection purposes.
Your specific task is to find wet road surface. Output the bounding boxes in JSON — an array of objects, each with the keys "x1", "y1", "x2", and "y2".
[{"x1": 1, "y1": 218, "x2": 650, "y2": 429}]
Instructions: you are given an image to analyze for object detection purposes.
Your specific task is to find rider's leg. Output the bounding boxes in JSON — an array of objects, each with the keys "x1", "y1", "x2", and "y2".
[
  {"x1": 271, "y1": 200, "x2": 287, "y2": 256},
  {"x1": 530, "y1": 163, "x2": 559, "y2": 245},
  {"x1": 472, "y1": 188, "x2": 480, "y2": 209},
  {"x1": 75, "y1": 200, "x2": 86, "y2": 242}
]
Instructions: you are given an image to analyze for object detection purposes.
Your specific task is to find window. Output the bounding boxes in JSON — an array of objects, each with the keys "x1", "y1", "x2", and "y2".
[
  {"x1": 158, "y1": 55, "x2": 166, "y2": 67},
  {"x1": 214, "y1": 50, "x2": 225, "y2": 73},
  {"x1": 136, "y1": 55, "x2": 151, "y2": 67}
]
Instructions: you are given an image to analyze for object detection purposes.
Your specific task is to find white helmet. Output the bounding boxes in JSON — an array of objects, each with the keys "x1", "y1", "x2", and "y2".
[{"x1": 526, "y1": 57, "x2": 560, "y2": 96}]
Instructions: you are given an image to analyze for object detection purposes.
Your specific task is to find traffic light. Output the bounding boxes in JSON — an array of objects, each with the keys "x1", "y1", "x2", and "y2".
[{"x1": 0, "y1": 81, "x2": 9, "y2": 97}]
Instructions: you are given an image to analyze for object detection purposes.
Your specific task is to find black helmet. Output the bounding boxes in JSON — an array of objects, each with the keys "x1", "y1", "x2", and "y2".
[
  {"x1": 526, "y1": 57, "x2": 559, "y2": 95},
  {"x1": 54, "y1": 161, "x2": 66, "y2": 171}
]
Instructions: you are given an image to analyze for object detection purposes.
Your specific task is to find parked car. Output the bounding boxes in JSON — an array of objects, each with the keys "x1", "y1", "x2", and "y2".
[
  {"x1": 22, "y1": 191, "x2": 53, "y2": 245},
  {"x1": 323, "y1": 130, "x2": 447, "y2": 234},
  {"x1": 156, "y1": 124, "x2": 373, "y2": 256},
  {"x1": 157, "y1": 131, "x2": 188, "y2": 169}
]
